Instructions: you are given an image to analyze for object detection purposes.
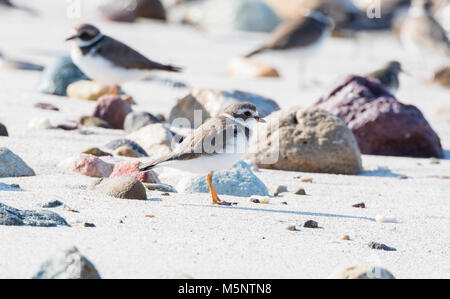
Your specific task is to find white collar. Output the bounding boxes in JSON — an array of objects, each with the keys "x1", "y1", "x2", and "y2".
[
  {"x1": 77, "y1": 33, "x2": 104, "y2": 48},
  {"x1": 222, "y1": 113, "x2": 250, "y2": 129}
]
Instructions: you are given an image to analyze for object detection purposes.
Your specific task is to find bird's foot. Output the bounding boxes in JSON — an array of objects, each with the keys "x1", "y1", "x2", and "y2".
[{"x1": 212, "y1": 198, "x2": 237, "y2": 206}]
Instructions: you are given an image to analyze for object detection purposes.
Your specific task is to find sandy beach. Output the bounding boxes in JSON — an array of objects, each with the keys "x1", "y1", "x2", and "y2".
[{"x1": 0, "y1": 0, "x2": 449, "y2": 279}]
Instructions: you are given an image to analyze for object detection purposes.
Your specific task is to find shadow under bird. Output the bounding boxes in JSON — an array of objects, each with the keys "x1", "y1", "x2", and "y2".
[
  {"x1": 140, "y1": 103, "x2": 265, "y2": 206},
  {"x1": 366, "y1": 61, "x2": 406, "y2": 94},
  {"x1": 66, "y1": 24, "x2": 182, "y2": 94},
  {"x1": 244, "y1": 9, "x2": 334, "y2": 86}
]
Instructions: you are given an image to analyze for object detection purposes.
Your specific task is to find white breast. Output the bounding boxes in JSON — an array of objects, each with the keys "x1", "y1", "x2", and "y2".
[{"x1": 71, "y1": 45, "x2": 149, "y2": 85}]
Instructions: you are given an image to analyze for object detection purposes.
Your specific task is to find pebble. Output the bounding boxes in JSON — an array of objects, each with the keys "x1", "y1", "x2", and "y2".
[
  {"x1": 0, "y1": 147, "x2": 35, "y2": 177},
  {"x1": 286, "y1": 225, "x2": 300, "y2": 231},
  {"x1": 274, "y1": 185, "x2": 288, "y2": 196},
  {"x1": 28, "y1": 117, "x2": 53, "y2": 130},
  {"x1": 42, "y1": 200, "x2": 64, "y2": 208},
  {"x1": 368, "y1": 242, "x2": 397, "y2": 251},
  {"x1": 123, "y1": 111, "x2": 161, "y2": 133},
  {"x1": 294, "y1": 188, "x2": 306, "y2": 195},
  {"x1": 110, "y1": 161, "x2": 160, "y2": 183},
  {"x1": 352, "y1": 202, "x2": 366, "y2": 208},
  {"x1": 228, "y1": 57, "x2": 280, "y2": 79},
  {"x1": 93, "y1": 95, "x2": 132, "y2": 129},
  {"x1": 63, "y1": 204, "x2": 79, "y2": 213},
  {"x1": 342, "y1": 235, "x2": 350, "y2": 240},
  {"x1": 303, "y1": 220, "x2": 318, "y2": 228},
  {"x1": 429, "y1": 158, "x2": 440, "y2": 165},
  {"x1": 0, "y1": 123, "x2": 8, "y2": 136},
  {"x1": 104, "y1": 139, "x2": 148, "y2": 157},
  {"x1": 78, "y1": 116, "x2": 112, "y2": 129},
  {"x1": 91, "y1": 176, "x2": 147, "y2": 200},
  {"x1": 249, "y1": 198, "x2": 260, "y2": 203},
  {"x1": 329, "y1": 265, "x2": 395, "y2": 279},
  {"x1": 81, "y1": 147, "x2": 112, "y2": 157},
  {"x1": 300, "y1": 177, "x2": 313, "y2": 183},
  {"x1": 375, "y1": 214, "x2": 398, "y2": 223},
  {"x1": 34, "y1": 102, "x2": 59, "y2": 111},
  {"x1": 71, "y1": 154, "x2": 114, "y2": 178},
  {"x1": 114, "y1": 145, "x2": 143, "y2": 158},
  {"x1": 0, "y1": 202, "x2": 69, "y2": 227},
  {"x1": 83, "y1": 222, "x2": 96, "y2": 228},
  {"x1": 144, "y1": 183, "x2": 177, "y2": 193}
]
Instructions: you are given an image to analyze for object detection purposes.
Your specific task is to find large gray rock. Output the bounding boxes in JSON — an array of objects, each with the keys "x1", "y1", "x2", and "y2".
[
  {"x1": 177, "y1": 161, "x2": 269, "y2": 197},
  {"x1": 38, "y1": 56, "x2": 89, "y2": 96},
  {"x1": 245, "y1": 107, "x2": 363, "y2": 174},
  {"x1": 169, "y1": 89, "x2": 280, "y2": 128},
  {"x1": 33, "y1": 247, "x2": 101, "y2": 279},
  {"x1": 329, "y1": 265, "x2": 396, "y2": 279},
  {"x1": 0, "y1": 147, "x2": 35, "y2": 177},
  {"x1": 0, "y1": 202, "x2": 69, "y2": 227},
  {"x1": 234, "y1": 0, "x2": 281, "y2": 32}
]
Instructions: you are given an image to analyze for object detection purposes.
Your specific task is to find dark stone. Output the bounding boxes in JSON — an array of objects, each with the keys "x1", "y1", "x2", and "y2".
[
  {"x1": 93, "y1": 95, "x2": 132, "y2": 129},
  {"x1": 0, "y1": 202, "x2": 69, "y2": 227},
  {"x1": 42, "y1": 200, "x2": 64, "y2": 208},
  {"x1": 352, "y1": 202, "x2": 366, "y2": 208},
  {"x1": 316, "y1": 75, "x2": 444, "y2": 158},
  {"x1": 34, "y1": 102, "x2": 60, "y2": 111},
  {"x1": 368, "y1": 242, "x2": 397, "y2": 251},
  {"x1": 55, "y1": 123, "x2": 78, "y2": 131},
  {"x1": 123, "y1": 111, "x2": 160, "y2": 133},
  {"x1": 303, "y1": 220, "x2": 318, "y2": 228},
  {"x1": 104, "y1": 139, "x2": 148, "y2": 156},
  {"x1": 38, "y1": 56, "x2": 89, "y2": 96},
  {"x1": 433, "y1": 66, "x2": 450, "y2": 89},
  {"x1": 135, "y1": 0, "x2": 166, "y2": 21},
  {"x1": 0, "y1": 123, "x2": 8, "y2": 136},
  {"x1": 83, "y1": 222, "x2": 96, "y2": 227}
]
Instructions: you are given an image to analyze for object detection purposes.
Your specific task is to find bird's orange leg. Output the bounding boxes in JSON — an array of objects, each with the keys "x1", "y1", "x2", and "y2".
[
  {"x1": 206, "y1": 172, "x2": 236, "y2": 206},
  {"x1": 109, "y1": 85, "x2": 121, "y2": 95}
]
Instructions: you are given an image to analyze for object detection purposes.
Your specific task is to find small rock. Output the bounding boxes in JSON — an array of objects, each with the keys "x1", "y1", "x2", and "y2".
[
  {"x1": 144, "y1": 183, "x2": 177, "y2": 193},
  {"x1": 33, "y1": 247, "x2": 101, "y2": 279},
  {"x1": 93, "y1": 95, "x2": 132, "y2": 129},
  {"x1": 83, "y1": 222, "x2": 96, "y2": 227},
  {"x1": 34, "y1": 102, "x2": 59, "y2": 111},
  {"x1": 28, "y1": 117, "x2": 53, "y2": 130},
  {"x1": 432, "y1": 66, "x2": 450, "y2": 89},
  {"x1": 104, "y1": 139, "x2": 148, "y2": 157},
  {"x1": 144, "y1": 214, "x2": 155, "y2": 218},
  {"x1": 42, "y1": 200, "x2": 63, "y2": 208},
  {"x1": 274, "y1": 185, "x2": 288, "y2": 196},
  {"x1": 249, "y1": 197, "x2": 260, "y2": 203},
  {"x1": 368, "y1": 242, "x2": 397, "y2": 251},
  {"x1": 81, "y1": 147, "x2": 112, "y2": 157},
  {"x1": 281, "y1": 201, "x2": 288, "y2": 205},
  {"x1": 160, "y1": 192, "x2": 170, "y2": 196},
  {"x1": 0, "y1": 148, "x2": 35, "y2": 177},
  {"x1": 375, "y1": 215, "x2": 398, "y2": 223},
  {"x1": 177, "y1": 161, "x2": 269, "y2": 197},
  {"x1": 38, "y1": 56, "x2": 89, "y2": 96},
  {"x1": 63, "y1": 205, "x2": 79, "y2": 213},
  {"x1": 228, "y1": 57, "x2": 280, "y2": 79},
  {"x1": 329, "y1": 265, "x2": 395, "y2": 279},
  {"x1": 0, "y1": 202, "x2": 69, "y2": 227},
  {"x1": 0, "y1": 123, "x2": 8, "y2": 136},
  {"x1": 71, "y1": 154, "x2": 114, "y2": 178},
  {"x1": 234, "y1": 0, "x2": 281, "y2": 32},
  {"x1": 114, "y1": 145, "x2": 143, "y2": 158},
  {"x1": 55, "y1": 123, "x2": 78, "y2": 131},
  {"x1": 303, "y1": 220, "x2": 318, "y2": 228},
  {"x1": 294, "y1": 188, "x2": 306, "y2": 195},
  {"x1": 286, "y1": 225, "x2": 300, "y2": 231},
  {"x1": 430, "y1": 157, "x2": 440, "y2": 165},
  {"x1": 126, "y1": 123, "x2": 173, "y2": 151},
  {"x1": 123, "y1": 111, "x2": 161, "y2": 133},
  {"x1": 92, "y1": 176, "x2": 147, "y2": 200},
  {"x1": 66, "y1": 80, "x2": 109, "y2": 101},
  {"x1": 300, "y1": 177, "x2": 313, "y2": 183},
  {"x1": 352, "y1": 202, "x2": 366, "y2": 208},
  {"x1": 78, "y1": 116, "x2": 112, "y2": 129},
  {"x1": 342, "y1": 235, "x2": 350, "y2": 240},
  {"x1": 110, "y1": 161, "x2": 160, "y2": 183}
]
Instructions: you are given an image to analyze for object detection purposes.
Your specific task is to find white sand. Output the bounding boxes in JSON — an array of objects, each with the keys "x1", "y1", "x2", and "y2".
[{"x1": 0, "y1": 1, "x2": 449, "y2": 278}]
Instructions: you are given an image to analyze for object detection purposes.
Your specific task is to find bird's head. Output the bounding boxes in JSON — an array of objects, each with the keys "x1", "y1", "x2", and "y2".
[
  {"x1": 66, "y1": 24, "x2": 103, "y2": 47},
  {"x1": 222, "y1": 103, "x2": 265, "y2": 129}
]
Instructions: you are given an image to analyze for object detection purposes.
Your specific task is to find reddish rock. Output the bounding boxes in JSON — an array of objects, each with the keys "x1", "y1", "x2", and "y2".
[
  {"x1": 93, "y1": 95, "x2": 132, "y2": 129},
  {"x1": 110, "y1": 161, "x2": 159, "y2": 183},
  {"x1": 315, "y1": 75, "x2": 443, "y2": 158},
  {"x1": 135, "y1": 0, "x2": 166, "y2": 21},
  {"x1": 72, "y1": 154, "x2": 114, "y2": 178}
]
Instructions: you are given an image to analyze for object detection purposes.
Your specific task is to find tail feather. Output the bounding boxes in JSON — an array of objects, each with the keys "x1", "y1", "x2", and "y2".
[
  {"x1": 139, "y1": 162, "x2": 157, "y2": 172},
  {"x1": 154, "y1": 63, "x2": 183, "y2": 73}
]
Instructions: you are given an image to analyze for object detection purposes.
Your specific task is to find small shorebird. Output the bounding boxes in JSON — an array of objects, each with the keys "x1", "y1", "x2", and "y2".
[
  {"x1": 66, "y1": 24, "x2": 181, "y2": 94},
  {"x1": 140, "y1": 103, "x2": 264, "y2": 206},
  {"x1": 400, "y1": 0, "x2": 450, "y2": 58},
  {"x1": 244, "y1": 9, "x2": 334, "y2": 86},
  {"x1": 366, "y1": 61, "x2": 405, "y2": 94}
]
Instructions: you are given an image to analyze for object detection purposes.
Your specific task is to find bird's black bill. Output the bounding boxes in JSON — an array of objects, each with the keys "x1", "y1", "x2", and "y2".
[{"x1": 65, "y1": 35, "x2": 77, "y2": 41}]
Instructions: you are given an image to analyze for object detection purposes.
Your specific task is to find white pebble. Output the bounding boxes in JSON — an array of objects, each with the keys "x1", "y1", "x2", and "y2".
[
  {"x1": 375, "y1": 214, "x2": 398, "y2": 223},
  {"x1": 28, "y1": 117, "x2": 53, "y2": 130}
]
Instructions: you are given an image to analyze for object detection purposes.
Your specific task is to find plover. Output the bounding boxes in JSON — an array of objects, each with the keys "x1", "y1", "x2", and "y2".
[
  {"x1": 140, "y1": 103, "x2": 265, "y2": 206},
  {"x1": 67, "y1": 24, "x2": 181, "y2": 94},
  {"x1": 400, "y1": 0, "x2": 450, "y2": 58},
  {"x1": 366, "y1": 61, "x2": 405, "y2": 94},
  {"x1": 244, "y1": 9, "x2": 334, "y2": 86}
]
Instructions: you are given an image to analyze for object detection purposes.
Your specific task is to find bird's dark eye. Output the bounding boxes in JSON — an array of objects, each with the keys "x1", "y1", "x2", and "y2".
[
  {"x1": 244, "y1": 111, "x2": 251, "y2": 117},
  {"x1": 79, "y1": 33, "x2": 91, "y2": 41}
]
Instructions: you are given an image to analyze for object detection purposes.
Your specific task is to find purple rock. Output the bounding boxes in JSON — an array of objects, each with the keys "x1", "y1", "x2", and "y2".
[
  {"x1": 93, "y1": 95, "x2": 132, "y2": 130},
  {"x1": 315, "y1": 75, "x2": 443, "y2": 158}
]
